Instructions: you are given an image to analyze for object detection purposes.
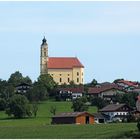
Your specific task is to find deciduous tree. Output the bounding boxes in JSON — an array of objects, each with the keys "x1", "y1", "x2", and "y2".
[
  {"x1": 37, "y1": 74, "x2": 56, "y2": 92},
  {"x1": 5, "y1": 94, "x2": 31, "y2": 118},
  {"x1": 71, "y1": 96, "x2": 88, "y2": 112},
  {"x1": 90, "y1": 97, "x2": 109, "y2": 110},
  {"x1": 90, "y1": 79, "x2": 98, "y2": 87}
]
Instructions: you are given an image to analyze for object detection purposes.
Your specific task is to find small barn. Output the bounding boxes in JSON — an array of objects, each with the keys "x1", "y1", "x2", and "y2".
[{"x1": 51, "y1": 112, "x2": 94, "y2": 124}]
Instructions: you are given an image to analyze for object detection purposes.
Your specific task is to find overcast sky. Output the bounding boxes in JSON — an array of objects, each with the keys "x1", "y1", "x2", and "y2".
[{"x1": 0, "y1": 1, "x2": 140, "y2": 83}]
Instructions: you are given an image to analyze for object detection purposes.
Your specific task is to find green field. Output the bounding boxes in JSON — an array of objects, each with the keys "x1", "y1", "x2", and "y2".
[{"x1": 0, "y1": 101, "x2": 137, "y2": 138}]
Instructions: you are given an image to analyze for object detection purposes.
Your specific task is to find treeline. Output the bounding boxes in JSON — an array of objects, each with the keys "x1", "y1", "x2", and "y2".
[
  {"x1": 0, "y1": 72, "x2": 138, "y2": 119},
  {"x1": 0, "y1": 71, "x2": 57, "y2": 118}
]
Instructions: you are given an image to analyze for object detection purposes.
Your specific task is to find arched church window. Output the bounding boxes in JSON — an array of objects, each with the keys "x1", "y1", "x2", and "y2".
[
  {"x1": 68, "y1": 78, "x2": 70, "y2": 82},
  {"x1": 77, "y1": 78, "x2": 79, "y2": 83},
  {"x1": 60, "y1": 78, "x2": 62, "y2": 83}
]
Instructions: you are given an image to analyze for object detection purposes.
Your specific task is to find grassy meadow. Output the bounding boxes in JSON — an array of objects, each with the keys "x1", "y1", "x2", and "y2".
[{"x1": 0, "y1": 101, "x2": 137, "y2": 138}]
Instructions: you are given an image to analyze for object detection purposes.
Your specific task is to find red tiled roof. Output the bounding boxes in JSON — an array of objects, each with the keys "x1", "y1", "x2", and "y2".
[
  {"x1": 88, "y1": 83, "x2": 123, "y2": 94},
  {"x1": 117, "y1": 80, "x2": 138, "y2": 87},
  {"x1": 47, "y1": 57, "x2": 84, "y2": 69}
]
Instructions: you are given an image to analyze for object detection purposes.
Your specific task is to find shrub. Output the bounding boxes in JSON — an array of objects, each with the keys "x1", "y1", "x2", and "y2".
[
  {"x1": 137, "y1": 119, "x2": 140, "y2": 131},
  {"x1": 71, "y1": 97, "x2": 88, "y2": 112},
  {"x1": 5, "y1": 94, "x2": 32, "y2": 118}
]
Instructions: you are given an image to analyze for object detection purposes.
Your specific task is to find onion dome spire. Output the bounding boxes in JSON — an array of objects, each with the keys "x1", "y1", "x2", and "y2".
[{"x1": 41, "y1": 36, "x2": 47, "y2": 46}]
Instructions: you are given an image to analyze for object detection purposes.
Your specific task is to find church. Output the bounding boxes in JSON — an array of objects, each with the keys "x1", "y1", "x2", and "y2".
[{"x1": 40, "y1": 37, "x2": 84, "y2": 85}]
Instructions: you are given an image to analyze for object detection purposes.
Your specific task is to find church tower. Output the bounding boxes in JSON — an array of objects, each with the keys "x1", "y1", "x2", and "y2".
[{"x1": 40, "y1": 37, "x2": 48, "y2": 75}]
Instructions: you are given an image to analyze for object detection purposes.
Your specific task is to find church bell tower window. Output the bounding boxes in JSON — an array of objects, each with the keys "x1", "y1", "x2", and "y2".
[{"x1": 44, "y1": 51, "x2": 46, "y2": 56}]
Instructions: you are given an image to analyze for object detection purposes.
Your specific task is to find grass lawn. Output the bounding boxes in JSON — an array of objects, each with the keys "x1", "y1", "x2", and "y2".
[{"x1": 0, "y1": 101, "x2": 137, "y2": 138}]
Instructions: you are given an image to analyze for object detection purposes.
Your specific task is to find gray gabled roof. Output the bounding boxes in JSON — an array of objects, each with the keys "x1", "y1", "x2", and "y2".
[
  {"x1": 99, "y1": 104, "x2": 130, "y2": 112},
  {"x1": 52, "y1": 112, "x2": 93, "y2": 118},
  {"x1": 93, "y1": 113, "x2": 110, "y2": 119},
  {"x1": 16, "y1": 82, "x2": 31, "y2": 87}
]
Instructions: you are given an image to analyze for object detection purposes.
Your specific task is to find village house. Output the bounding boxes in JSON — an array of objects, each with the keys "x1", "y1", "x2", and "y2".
[
  {"x1": 57, "y1": 87, "x2": 84, "y2": 100},
  {"x1": 51, "y1": 112, "x2": 94, "y2": 124},
  {"x1": 115, "y1": 80, "x2": 139, "y2": 91},
  {"x1": 99, "y1": 104, "x2": 133, "y2": 122},
  {"x1": 15, "y1": 82, "x2": 31, "y2": 94},
  {"x1": 87, "y1": 83, "x2": 125, "y2": 101},
  {"x1": 133, "y1": 88, "x2": 140, "y2": 94}
]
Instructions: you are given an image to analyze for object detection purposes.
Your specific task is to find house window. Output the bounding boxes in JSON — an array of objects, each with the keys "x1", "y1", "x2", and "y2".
[
  {"x1": 60, "y1": 78, "x2": 62, "y2": 83},
  {"x1": 68, "y1": 74, "x2": 70, "y2": 76},
  {"x1": 68, "y1": 78, "x2": 70, "y2": 82},
  {"x1": 51, "y1": 74, "x2": 53, "y2": 76},
  {"x1": 77, "y1": 78, "x2": 79, "y2": 83},
  {"x1": 82, "y1": 72, "x2": 83, "y2": 76},
  {"x1": 77, "y1": 72, "x2": 79, "y2": 76},
  {"x1": 82, "y1": 78, "x2": 83, "y2": 83},
  {"x1": 60, "y1": 74, "x2": 62, "y2": 76}
]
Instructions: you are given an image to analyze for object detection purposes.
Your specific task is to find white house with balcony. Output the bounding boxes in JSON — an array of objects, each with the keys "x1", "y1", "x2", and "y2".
[{"x1": 99, "y1": 104, "x2": 133, "y2": 122}]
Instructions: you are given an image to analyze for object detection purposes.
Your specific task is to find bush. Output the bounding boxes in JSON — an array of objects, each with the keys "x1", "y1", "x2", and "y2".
[
  {"x1": 90, "y1": 97, "x2": 109, "y2": 110},
  {"x1": 127, "y1": 114, "x2": 136, "y2": 122},
  {"x1": 71, "y1": 97, "x2": 88, "y2": 112},
  {"x1": 5, "y1": 94, "x2": 32, "y2": 118},
  {"x1": 137, "y1": 119, "x2": 140, "y2": 131}
]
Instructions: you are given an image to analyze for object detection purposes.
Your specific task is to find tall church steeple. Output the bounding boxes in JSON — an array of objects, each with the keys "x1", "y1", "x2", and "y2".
[
  {"x1": 42, "y1": 36, "x2": 47, "y2": 45},
  {"x1": 40, "y1": 36, "x2": 48, "y2": 75}
]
